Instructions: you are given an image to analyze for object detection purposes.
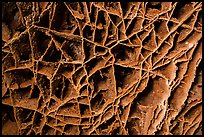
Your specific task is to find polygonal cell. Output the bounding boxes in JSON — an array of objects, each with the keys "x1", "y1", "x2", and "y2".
[
  {"x1": 83, "y1": 39, "x2": 95, "y2": 61},
  {"x1": 52, "y1": 75, "x2": 78, "y2": 100},
  {"x1": 142, "y1": 30, "x2": 157, "y2": 51},
  {"x1": 73, "y1": 27, "x2": 80, "y2": 36},
  {"x1": 61, "y1": 39, "x2": 83, "y2": 61},
  {"x1": 137, "y1": 29, "x2": 151, "y2": 42},
  {"x1": 83, "y1": 25, "x2": 94, "y2": 40},
  {"x1": 86, "y1": 2, "x2": 90, "y2": 12},
  {"x1": 77, "y1": 20, "x2": 86, "y2": 33},
  {"x1": 36, "y1": 73, "x2": 50, "y2": 96},
  {"x1": 137, "y1": 77, "x2": 169, "y2": 106},
  {"x1": 89, "y1": 66, "x2": 116, "y2": 101},
  {"x1": 10, "y1": 32, "x2": 32, "y2": 62},
  {"x1": 118, "y1": 24, "x2": 126, "y2": 40},
  {"x1": 89, "y1": 71, "x2": 106, "y2": 93},
  {"x1": 64, "y1": 124, "x2": 80, "y2": 135},
  {"x1": 4, "y1": 69, "x2": 34, "y2": 89},
  {"x1": 37, "y1": 8, "x2": 50, "y2": 28},
  {"x1": 85, "y1": 53, "x2": 111, "y2": 75},
  {"x1": 63, "y1": 10, "x2": 78, "y2": 33},
  {"x1": 46, "y1": 116, "x2": 56, "y2": 125},
  {"x1": 111, "y1": 44, "x2": 137, "y2": 63},
  {"x1": 15, "y1": 107, "x2": 34, "y2": 125},
  {"x1": 11, "y1": 86, "x2": 31, "y2": 104},
  {"x1": 30, "y1": 85, "x2": 41, "y2": 99},
  {"x1": 58, "y1": 63, "x2": 74, "y2": 79},
  {"x1": 89, "y1": 4, "x2": 98, "y2": 24},
  {"x1": 37, "y1": 96, "x2": 46, "y2": 111},
  {"x1": 64, "y1": 116, "x2": 81, "y2": 125},
  {"x1": 124, "y1": 18, "x2": 131, "y2": 30},
  {"x1": 37, "y1": 61, "x2": 57, "y2": 78},
  {"x1": 51, "y1": 33, "x2": 66, "y2": 45},
  {"x1": 51, "y1": 75, "x2": 64, "y2": 100},
  {"x1": 64, "y1": 78, "x2": 78, "y2": 99},
  {"x1": 152, "y1": 42, "x2": 171, "y2": 66},
  {"x1": 120, "y1": 2, "x2": 132, "y2": 17},
  {"x1": 20, "y1": 125, "x2": 32, "y2": 135},
  {"x1": 104, "y1": 2, "x2": 121, "y2": 15},
  {"x1": 153, "y1": 62, "x2": 177, "y2": 81},
  {"x1": 51, "y1": 2, "x2": 67, "y2": 30},
  {"x1": 43, "y1": 106, "x2": 50, "y2": 114},
  {"x1": 109, "y1": 14, "x2": 122, "y2": 26},
  {"x1": 30, "y1": 28, "x2": 51, "y2": 60},
  {"x1": 79, "y1": 85, "x2": 89, "y2": 96},
  {"x1": 146, "y1": 2, "x2": 162, "y2": 18},
  {"x1": 171, "y1": 2, "x2": 193, "y2": 21},
  {"x1": 105, "y1": 22, "x2": 117, "y2": 45},
  {"x1": 42, "y1": 41, "x2": 62, "y2": 62},
  {"x1": 95, "y1": 46, "x2": 107, "y2": 55},
  {"x1": 2, "y1": 2, "x2": 26, "y2": 36},
  {"x1": 58, "y1": 103, "x2": 80, "y2": 117},
  {"x1": 42, "y1": 124, "x2": 55, "y2": 135},
  {"x1": 90, "y1": 91, "x2": 106, "y2": 112},
  {"x1": 126, "y1": 17, "x2": 143, "y2": 36},
  {"x1": 97, "y1": 116, "x2": 116, "y2": 134},
  {"x1": 81, "y1": 118, "x2": 90, "y2": 125},
  {"x1": 2, "y1": 53, "x2": 15, "y2": 71},
  {"x1": 80, "y1": 76, "x2": 87, "y2": 86},
  {"x1": 166, "y1": 20, "x2": 177, "y2": 32},
  {"x1": 32, "y1": 112, "x2": 45, "y2": 131},
  {"x1": 2, "y1": 104, "x2": 16, "y2": 125},
  {"x1": 48, "y1": 98, "x2": 58, "y2": 110},
  {"x1": 114, "y1": 65, "x2": 140, "y2": 90},
  {"x1": 78, "y1": 96, "x2": 89, "y2": 105},
  {"x1": 141, "y1": 48, "x2": 152, "y2": 59},
  {"x1": 152, "y1": 19, "x2": 167, "y2": 41},
  {"x1": 92, "y1": 114, "x2": 100, "y2": 122},
  {"x1": 129, "y1": 97, "x2": 143, "y2": 118},
  {"x1": 101, "y1": 106, "x2": 114, "y2": 122},
  {"x1": 67, "y1": 2, "x2": 85, "y2": 20},
  {"x1": 96, "y1": 10, "x2": 107, "y2": 26},
  {"x1": 51, "y1": 3, "x2": 77, "y2": 32},
  {"x1": 79, "y1": 104, "x2": 91, "y2": 117},
  {"x1": 72, "y1": 67, "x2": 86, "y2": 86},
  {"x1": 181, "y1": 11, "x2": 197, "y2": 27},
  {"x1": 94, "y1": 28, "x2": 106, "y2": 45}
]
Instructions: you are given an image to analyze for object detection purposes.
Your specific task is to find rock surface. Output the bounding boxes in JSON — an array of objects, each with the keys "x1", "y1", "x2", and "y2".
[{"x1": 2, "y1": 2, "x2": 202, "y2": 135}]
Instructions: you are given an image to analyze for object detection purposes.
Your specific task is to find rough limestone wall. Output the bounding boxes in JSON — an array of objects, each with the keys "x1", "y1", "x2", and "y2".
[{"x1": 2, "y1": 2, "x2": 202, "y2": 135}]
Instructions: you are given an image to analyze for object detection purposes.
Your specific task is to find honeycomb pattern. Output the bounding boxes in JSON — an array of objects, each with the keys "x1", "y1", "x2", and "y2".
[{"x1": 2, "y1": 2, "x2": 202, "y2": 135}]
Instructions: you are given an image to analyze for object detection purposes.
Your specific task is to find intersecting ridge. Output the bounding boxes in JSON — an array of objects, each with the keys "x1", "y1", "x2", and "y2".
[{"x1": 2, "y1": 2, "x2": 202, "y2": 135}]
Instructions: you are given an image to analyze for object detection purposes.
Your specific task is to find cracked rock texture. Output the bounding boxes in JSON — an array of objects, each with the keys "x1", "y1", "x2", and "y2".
[{"x1": 2, "y1": 2, "x2": 202, "y2": 135}]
